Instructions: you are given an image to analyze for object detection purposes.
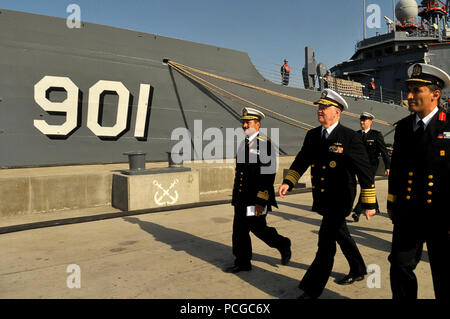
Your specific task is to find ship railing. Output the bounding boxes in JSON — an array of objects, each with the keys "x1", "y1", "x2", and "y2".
[
  {"x1": 320, "y1": 76, "x2": 408, "y2": 106},
  {"x1": 251, "y1": 58, "x2": 304, "y2": 88},
  {"x1": 362, "y1": 85, "x2": 408, "y2": 106}
]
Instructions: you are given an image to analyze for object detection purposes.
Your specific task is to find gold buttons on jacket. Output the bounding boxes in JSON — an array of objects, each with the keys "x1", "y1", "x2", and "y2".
[
  {"x1": 406, "y1": 195, "x2": 411, "y2": 200},
  {"x1": 407, "y1": 187, "x2": 412, "y2": 192},
  {"x1": 240, "y1": 172, "x2": 243, "y2": 175},
  {"x1": 320, "y1": 177, "x2": 325, "y2": 181},
  {"x1": 322, "y1": 166, "x2": 326, "y2": 170},
  {"x1": 312, "y1": 164, "x2": 315, "y2": 168},
  {"x1": 408, "y1": 180, "x2": 413, "y2": 184},
  {"x1": 428, "y1": 182, "x2": 434, "y2": 187},
  {"x1": 321, "y1": 189, "x2": 325, "y2": 192},
  {"x1": 427, "y1": 199, "x2": 432, "y2": 204},
  {"x1": 428, "y1": 191, "x2": 432, "y2": 195},
  {"x1": 428, "y1": 175, "x2": 433, "y2": 179},
  {"x1": 409, "y1": 172, "x2": 413, "y2": 176}
]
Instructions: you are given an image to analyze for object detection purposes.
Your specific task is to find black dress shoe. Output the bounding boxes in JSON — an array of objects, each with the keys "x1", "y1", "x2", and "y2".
[
  {"x1": 352, "y1": 213, "x2": 360, "y2": 222},
  {"x1": 223, "y1": 265, "x2": 252, "y2": 273},
  {"x1": 280, "y1": 238, "x2": 292, "y2": 265},
  {"x1": 336, "y1": 274, "x2": 365, "y2": 285}
]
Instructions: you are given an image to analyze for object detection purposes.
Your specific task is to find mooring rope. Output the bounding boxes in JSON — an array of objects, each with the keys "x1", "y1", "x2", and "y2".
[
  {"x1": 168, "y1": 61, "x2": 315, "y2": 130},
  {"x1": 167, "y1": 60, "x2": 394, "y2": 128}
]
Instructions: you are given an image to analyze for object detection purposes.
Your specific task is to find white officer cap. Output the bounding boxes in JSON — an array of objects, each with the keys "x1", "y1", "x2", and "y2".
[
  {"x1": 241, "y1": 107, "x2": 265, "y2": 121},
  {"x1": 314, "y1": 88, "x2": 348, "y2": 110},
  {"x1": 407, "y1": 63, "x2": 450, "y2": 89},
  {"x1": 360, "y1": 112, "x2": 375, "y2": 120}
]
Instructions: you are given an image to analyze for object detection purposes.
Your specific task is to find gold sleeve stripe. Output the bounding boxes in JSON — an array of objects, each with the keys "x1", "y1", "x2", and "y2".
[
  {"x1": 287, "y1": 169, "x2": 300, "y2": 180},
  {"x1": 285, "y1": 174, "x2": 298, "y2": 186},
  {"x1": 361, "y1": 197, "x2": 377, "y2": 204},
  {"x1": 361, "y1": 190, "x2": 376, "y2": 194},
  {"x1": 361, "y1": 188, "x2": 376, "y2": 204},
  {"x1": 257, "y1": 190, "x2": 269, "y2": 201},
  {"x1": 387, "y1": 194, "x2": 397, "y2": 203}
]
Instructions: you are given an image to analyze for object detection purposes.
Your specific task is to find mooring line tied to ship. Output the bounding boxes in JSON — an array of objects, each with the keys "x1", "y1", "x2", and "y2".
[
  {"x1": 167, "y1": 60, "x2": 314, "y2": 131},
  {"x1": 166, "y1": 60, "x2": 395, "y2": 130}
]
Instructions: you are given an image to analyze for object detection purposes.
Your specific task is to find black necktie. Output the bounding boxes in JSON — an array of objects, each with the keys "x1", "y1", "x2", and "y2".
[
  {"x1": 362, "y1": 131, "x2": 367, "y2": 141},
  {"x1": 321, "y1": 129, "x2": 327, "y2": 143},
  {"x1": 415, "y1": 120, "x2": 424, "y2": 138}
]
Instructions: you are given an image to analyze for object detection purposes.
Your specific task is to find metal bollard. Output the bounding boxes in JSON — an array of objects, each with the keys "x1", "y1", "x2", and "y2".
[
  {"x1": 167, "y1": 151, "x2": 183, "y2": 168},
  {"x1": 123, "y1": 151, "x2": 146, "y2": 171}
]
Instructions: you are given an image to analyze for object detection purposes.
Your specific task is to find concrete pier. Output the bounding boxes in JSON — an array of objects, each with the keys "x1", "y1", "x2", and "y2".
[{"x1": 0, "y1": 179, "x2": 436, "y2": 299}]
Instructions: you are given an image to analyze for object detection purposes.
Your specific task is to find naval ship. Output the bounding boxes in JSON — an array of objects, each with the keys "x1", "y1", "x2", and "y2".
[
  {"x1": 330, "y1": 0, "x2": 450, "y2": 104},
  {"x1": 0, "y1": 4, "x2": 422, "y2": 168}
]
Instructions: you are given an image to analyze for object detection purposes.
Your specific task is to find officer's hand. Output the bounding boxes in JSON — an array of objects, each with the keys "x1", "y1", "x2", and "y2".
[
  {"x1": 385, "y1": 169, "x2": 390, "y2": 176},
  {"x1": 255, "y1": 205, "x2": 264, "y2": 216},
  {"x1": 365, "y1": 209, "x2": 376, "y2": 220},
  {"x1": 387, "y1": 209, "x2": 393, "y2": 220},
  {"x1": 278, "y1": 184, "x2": 289, "y2": 199}
]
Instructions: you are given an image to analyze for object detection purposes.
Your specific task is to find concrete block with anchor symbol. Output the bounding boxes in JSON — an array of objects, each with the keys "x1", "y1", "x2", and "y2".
[{"x1": 112, "y1": 170, "x2": 199, "y2": 211}]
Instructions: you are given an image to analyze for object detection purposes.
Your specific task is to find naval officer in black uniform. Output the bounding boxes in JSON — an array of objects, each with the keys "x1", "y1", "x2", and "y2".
[
  {"x1": 352, "y1": 112, "x2": 391, "y2": 222},
  {"x1": 387, "y1": 63, "x2": 450, "y2": 299},
  {"x1": 278, "y1": 89, "x2": 377, "y2": 299},
  {"x1": 224, "y1": 107, "x2": 291, "y2": 273}
]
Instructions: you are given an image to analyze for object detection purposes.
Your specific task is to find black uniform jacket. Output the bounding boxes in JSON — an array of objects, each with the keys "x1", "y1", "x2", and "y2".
[
  {"x1": 283, "y1": 124, "x2": 376, "y2": 218},
  {"x1": 232, "y1": 134, "x2": 278, "y2": 209},
  {"x1": 387, "y1": 108, "x2": 450, "y2": 235},
  {"x1": 357, "y1": 129, "x2": 391, "y2": 171}
]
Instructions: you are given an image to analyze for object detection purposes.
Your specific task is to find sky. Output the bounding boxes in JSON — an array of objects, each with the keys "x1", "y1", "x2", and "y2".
[{"x1": 1, "y1": 0, "x2": 401, "y2": 87}]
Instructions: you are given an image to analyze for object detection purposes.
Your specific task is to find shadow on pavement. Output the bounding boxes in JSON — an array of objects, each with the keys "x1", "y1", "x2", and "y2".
[
  {"x1": 122, "y1": 216, "x2": 348, "y2": 299},
  {"x1": 275, "y1": 201, "x2": 429, "y2": 263}
]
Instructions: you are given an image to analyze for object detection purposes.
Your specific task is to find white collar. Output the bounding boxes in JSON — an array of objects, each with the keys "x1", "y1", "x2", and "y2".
[
  {"x1": 247, "y1": 131, "x2": 259, "y2": 142},
  {"x1": 415, "y1": 107, "x2": 438, "y2": 129},
  {"x1": 363, "y1": 128, "x2": 371, "y2": 134},
  {"x1": 322, "y1": 121, "x2": 339, "y2": 136}
]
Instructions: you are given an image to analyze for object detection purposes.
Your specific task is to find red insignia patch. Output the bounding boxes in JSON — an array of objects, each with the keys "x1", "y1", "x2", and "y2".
[{"x1": 439, "y1": 112, "x2": 446, "y2": 121}]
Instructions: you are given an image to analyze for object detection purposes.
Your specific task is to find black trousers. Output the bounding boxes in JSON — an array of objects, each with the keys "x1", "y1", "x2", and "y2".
[
  {"x1": 299, "y1": 216, "x2": 367, "y2": 298},
  {"x1": 232, "y1": 205, "x2": 289, "y2": 267},
  {"x1": 388, "y1": 223, "x2": 449, "y2": 299}
]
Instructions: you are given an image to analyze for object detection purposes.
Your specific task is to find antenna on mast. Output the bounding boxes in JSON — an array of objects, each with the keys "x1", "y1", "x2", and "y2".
[{"x1": 363, "y1": 0, "x2": 367, "y2": 39}]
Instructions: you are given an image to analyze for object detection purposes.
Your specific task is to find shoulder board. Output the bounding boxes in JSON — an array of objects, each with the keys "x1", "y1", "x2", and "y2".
[{"x1": 257, "y1": 136, "x2": 269, "y2": 142}]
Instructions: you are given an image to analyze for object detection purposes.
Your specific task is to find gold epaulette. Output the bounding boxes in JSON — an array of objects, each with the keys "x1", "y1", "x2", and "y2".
[{"x1": 257, "y1": 136, "x2": 269, "y2": 142}]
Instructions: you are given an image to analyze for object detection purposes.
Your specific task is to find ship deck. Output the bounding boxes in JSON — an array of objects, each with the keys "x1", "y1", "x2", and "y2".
[{"x1": 0, "y1": 179, "x2": 436, "y2": 300}]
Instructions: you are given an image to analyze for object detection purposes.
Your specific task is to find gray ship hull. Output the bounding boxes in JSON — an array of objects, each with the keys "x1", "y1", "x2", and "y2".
[{"x1": 0, "y1": 9, "x2": 409, "y2": 168}]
